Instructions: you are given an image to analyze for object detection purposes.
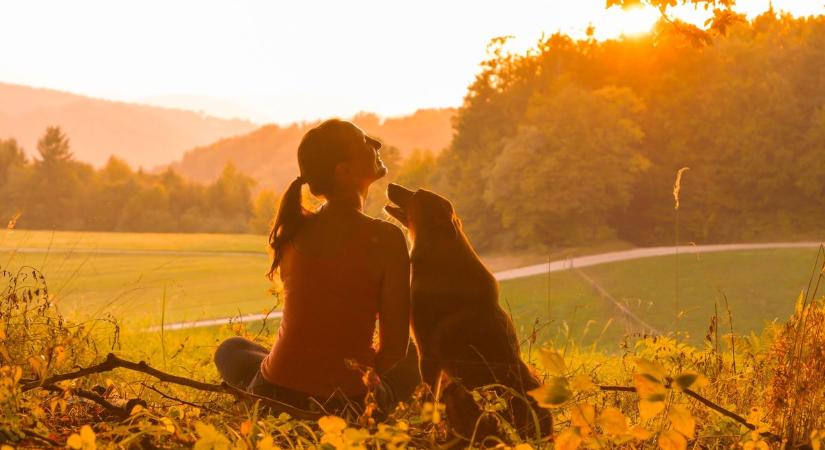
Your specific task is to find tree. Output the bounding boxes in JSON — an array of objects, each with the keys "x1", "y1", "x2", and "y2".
[
  {"x1": 85, "y1": 157, "x2": 139, "y2": 230},
  {"x1": 25, "y1": 127, "x2": 85, "y2": 229},
  {"x1": 206, "y1": 162, "x2": 255, "y2": 232},
  {"x1": 248, "y1": 189, "x2": 279, "y2": 235},
  {"x1": 395, "y1": 149, "x2": 436, "y2": 190},
  {"x1": 485, "y1": 84, "x2": 649, "y2": 249},
  {"x1": 0, "y1": 139, "x2": 28, "y2": 224},
  {"x1": 0, "y1": 139, "x2": 26, "y2": 178},
  {"x1": 36, "y1": 126, "x2": 73, "y2": 165}
]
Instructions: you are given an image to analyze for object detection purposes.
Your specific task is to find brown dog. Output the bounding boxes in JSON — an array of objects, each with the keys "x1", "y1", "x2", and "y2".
[{"x1": 385, "y1": 183, "x2": 551, "y2": 442}]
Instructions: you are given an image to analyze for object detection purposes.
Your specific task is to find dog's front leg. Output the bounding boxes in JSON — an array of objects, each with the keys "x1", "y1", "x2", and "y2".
[{"x1": 419, "y1": 358, "x2": 442, "y2": 395}]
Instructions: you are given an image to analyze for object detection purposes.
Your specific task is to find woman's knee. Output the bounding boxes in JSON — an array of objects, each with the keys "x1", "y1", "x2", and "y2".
[{"x1": 214, "y1": 336, "x2": 252, "y2": 365}]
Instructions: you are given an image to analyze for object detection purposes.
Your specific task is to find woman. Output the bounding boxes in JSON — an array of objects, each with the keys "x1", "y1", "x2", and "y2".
[{"x1": 213, "y1": 119, "x2": 414, "y2": 413}]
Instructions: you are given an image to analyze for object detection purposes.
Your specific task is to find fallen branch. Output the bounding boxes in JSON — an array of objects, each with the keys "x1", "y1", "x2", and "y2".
[
  {"x1": 141, "y1": 382, "x2": 223, "y2": 414},
  {"x1": 25, "y1": 352, "x2": 322, "y2": 420},
  {"x1": 41, "y1": 384, "x2": 129, "y2": 419},
  {"x1": 598, "y1": 382, "x2": 781, "y2": 441}
]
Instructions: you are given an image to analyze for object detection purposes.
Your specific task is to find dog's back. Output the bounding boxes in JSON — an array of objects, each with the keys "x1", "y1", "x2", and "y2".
[{"x1": 411, "y1": 224, "x2": 551, "y2": 441}]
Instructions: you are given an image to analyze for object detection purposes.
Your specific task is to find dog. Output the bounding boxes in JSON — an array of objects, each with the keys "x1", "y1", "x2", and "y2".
[{"x1": 385, "y1": 183, "x2": 551, "y2": 442}]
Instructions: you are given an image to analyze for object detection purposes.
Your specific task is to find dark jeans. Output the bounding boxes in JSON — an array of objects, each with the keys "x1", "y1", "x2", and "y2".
[{"x1": 213, "y1": 336, "x2": 421, "y2": 414}]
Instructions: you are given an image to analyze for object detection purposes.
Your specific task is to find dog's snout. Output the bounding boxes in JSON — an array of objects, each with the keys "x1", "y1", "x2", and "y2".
[{"x1": 387, "y1": 183, "x2": 415, "y2": 207}]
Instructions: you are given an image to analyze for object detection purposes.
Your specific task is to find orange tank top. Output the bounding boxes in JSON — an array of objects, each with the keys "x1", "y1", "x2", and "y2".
[{"x1": 260, "y1": 223, "x2": 381, "y2": 397}]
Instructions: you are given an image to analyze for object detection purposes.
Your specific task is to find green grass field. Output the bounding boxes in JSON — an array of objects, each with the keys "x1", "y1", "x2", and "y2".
[
  {"x1": 2, "y1": 229, "x2": 822, "y2": 351},
  {"x1": 501, "y1": 247, "x2": 822, "y2": 349},
  {"x1": 0, "y1": 229, "x2": 267, "y2": 253}
]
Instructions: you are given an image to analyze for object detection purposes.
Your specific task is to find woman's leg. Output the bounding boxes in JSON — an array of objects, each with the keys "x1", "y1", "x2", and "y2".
[{"x1": 213, "y1": 336, "x2": 270, "y2": 389}]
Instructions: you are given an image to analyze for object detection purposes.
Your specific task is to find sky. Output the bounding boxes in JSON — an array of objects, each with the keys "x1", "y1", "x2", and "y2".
[{"x1": 0, "y1": 0, "x2": 821, "y2": 124}]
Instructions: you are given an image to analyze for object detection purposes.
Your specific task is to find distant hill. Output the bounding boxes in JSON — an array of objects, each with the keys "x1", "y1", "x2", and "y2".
[
  {"x1": 168, "y1": 108, "x2": 456, "y2": 192},
  {"x1": 0, "y1": 82, "x2": 257, "y2": 168}
]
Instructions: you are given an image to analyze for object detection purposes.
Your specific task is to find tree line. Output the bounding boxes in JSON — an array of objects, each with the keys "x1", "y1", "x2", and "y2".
[
  {"x1": 0, "y1": 127, "x2": 266, "y2": 234},
  {"x1": 427, "y1": 10, "x2": 825, "y2": 252},
  {"x1": 0, "y1": 127, "x2": 437, "y2": 235}
]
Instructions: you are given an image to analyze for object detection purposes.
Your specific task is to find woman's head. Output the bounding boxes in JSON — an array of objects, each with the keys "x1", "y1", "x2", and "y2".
[
  {"x1": 266, "y1": 119, "x2": 386, "y2": 279},
  {"x1": 298, "y1": 119, "x2": 387, "y2": 197}
]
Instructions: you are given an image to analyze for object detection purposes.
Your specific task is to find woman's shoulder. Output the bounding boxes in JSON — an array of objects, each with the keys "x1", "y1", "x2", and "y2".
[{"x1": 361, "y1": 216, "x2": 407, "y2": 249}]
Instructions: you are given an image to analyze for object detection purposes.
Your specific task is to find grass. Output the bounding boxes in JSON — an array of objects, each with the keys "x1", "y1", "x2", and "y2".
[
  {"x1": 4, "y1": 230, "x2": 824, "y2": 449},
  {"x1": 0, "y1": 229, "x2": 267, "y2": 253},
  {"x1": 2, "y1": 229, "x2": 820, "y2": 351},
  {"x1": 2, "y1": 250, "x2": 272, "y2": 325},
  {"x1": 501, "y1": 247, "x2": 820, "y2": 349}
]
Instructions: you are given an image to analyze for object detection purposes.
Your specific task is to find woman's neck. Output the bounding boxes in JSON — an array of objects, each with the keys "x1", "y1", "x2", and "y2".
[{"x1": 323, "y1": 188, "x2": 369, "y2": 213}]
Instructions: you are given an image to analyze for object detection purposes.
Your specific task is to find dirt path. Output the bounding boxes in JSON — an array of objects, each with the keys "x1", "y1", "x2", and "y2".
[
  {"x1": 152, "y1": 241, "x2": 822, "y2": 331},
  {"x1": 494, "y1": 241, "x2": 822, "y2": 280}
]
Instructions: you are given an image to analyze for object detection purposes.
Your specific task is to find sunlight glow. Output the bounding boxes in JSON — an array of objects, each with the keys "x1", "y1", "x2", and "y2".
[
  {"x1": 610, "y1": 6, "x2": 661, "y2": 36},
  {"x1": 0, "y1": 0, "x2": 820, "y2": 123}
]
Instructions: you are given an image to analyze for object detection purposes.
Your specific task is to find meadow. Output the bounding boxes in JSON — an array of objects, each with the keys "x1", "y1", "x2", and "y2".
[
  {"x1": 3, "y1": 229, "x2": 825, "y2": 449},
  {"x1": 2, "y1": 229, "x2": 819, "y2": 348}
]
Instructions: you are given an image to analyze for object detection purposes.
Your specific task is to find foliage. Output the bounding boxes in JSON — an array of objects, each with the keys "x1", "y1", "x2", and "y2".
[
  {"x1": 0, "y1": 128, "x2": 259, "y2": 234},
  {"x1": 1, "y1": 257, "x2": 824, "y2": 449},
  {"x1": 435, "y1": 11, "x2": 825, "y2": 252}
]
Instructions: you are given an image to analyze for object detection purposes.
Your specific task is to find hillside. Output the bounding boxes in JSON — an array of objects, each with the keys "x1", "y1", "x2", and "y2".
[
  {"x1": 0, "y1": 82, "x2": 257, "y2": 168},
  {"x1": 168, "y1": 108, "x2": 455, "y2": 191}
]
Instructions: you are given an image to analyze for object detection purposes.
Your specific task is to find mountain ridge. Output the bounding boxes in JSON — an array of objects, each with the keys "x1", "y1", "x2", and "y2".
[{"x1": 0, "y1": 82, "x2": 258, "y2": 168}]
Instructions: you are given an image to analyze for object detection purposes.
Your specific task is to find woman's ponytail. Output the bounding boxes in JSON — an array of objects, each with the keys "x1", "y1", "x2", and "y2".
[{"x1": 266, "y1": 176, "x2": 307, "y2": 280}]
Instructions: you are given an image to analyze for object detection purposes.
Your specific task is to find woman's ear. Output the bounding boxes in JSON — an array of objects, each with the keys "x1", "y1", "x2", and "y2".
[{"x1": 333, "y1": 161, "x2": 357, "y2": 186}]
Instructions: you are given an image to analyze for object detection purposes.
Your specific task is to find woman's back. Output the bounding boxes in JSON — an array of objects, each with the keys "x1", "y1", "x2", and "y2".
[{"x1": 260, "y1": 212, "x2": 390, "y2": 397}]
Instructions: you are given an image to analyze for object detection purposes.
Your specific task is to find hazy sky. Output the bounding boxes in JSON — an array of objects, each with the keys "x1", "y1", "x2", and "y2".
[{"x1": 0, "y1": 0, "x2": 821, "y2": 124}]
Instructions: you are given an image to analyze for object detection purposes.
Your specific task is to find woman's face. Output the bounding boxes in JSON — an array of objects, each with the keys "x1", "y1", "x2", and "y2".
[{"x1": 340, "y1": 124, "x2": 388, "y2": 186}]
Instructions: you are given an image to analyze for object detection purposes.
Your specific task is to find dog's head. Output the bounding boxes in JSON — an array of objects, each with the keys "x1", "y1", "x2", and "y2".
[{"x1": 385, "y1": 183, "x2": 462, "y2": 244}]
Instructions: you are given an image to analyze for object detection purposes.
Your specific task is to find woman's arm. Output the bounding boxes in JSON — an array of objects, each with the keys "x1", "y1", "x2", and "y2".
[{"x1": 375, "y1": 223, "x2": 411, "y2": 375}]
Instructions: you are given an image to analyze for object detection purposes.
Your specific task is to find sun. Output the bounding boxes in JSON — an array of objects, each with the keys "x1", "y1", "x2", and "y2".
[{"x1": 599, "y1": 5, "x2": 661, "y2": 39}]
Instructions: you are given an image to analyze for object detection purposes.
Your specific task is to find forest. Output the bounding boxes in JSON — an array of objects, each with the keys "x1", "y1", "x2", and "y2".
[{"x1": 429, "y1": 10, "x2": 825, "y2": 252}]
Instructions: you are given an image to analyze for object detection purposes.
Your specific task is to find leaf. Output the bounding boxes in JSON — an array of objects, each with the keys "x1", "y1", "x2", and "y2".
[
  {"x1": 318, "y1": 415, "x2": 347, "y2": 434},
  {"x1": 630, "y1": 425, "x2": 653, "y2": 441},
  {"x1": 673, "y1": 372, "x2": 706, "y2": 391},
  {"x1": 570, "y1": 374, "x2": 597, "y2": 392},
  {"x1": 540, "y1": 348, "x2": 567, "y2": 375},
  {"x1": 599, "y1": 407, "x2": 628, "y2": 435},
  {"x1": 194, "y1": 422, "x2": 230, "y2": 450},
  {"x1": 668, "y1": 405, "x2": 695, "y2": 438},
  {"x1": 634, "y1": 358, "x2": 666, "y2": 380},
  {"x1": 28, "y1": 356, "x2": 46, "y2": 379},
  {"x1": 743, "y1": 441, "x2": 770, "y2": 450},
  {"x1": 67, "y1": 425, "x2": 97, "y2": 450},
  {"x1": 256, "y1": 436, "x2": 276, "y2": 450},
  {"x1": 658, "y1": 429, "x2": 687, "y2": 450},
  {"x1": 554, "y1": 427, "x2": 582, "y2": 450},
  {"x1": 160, "y1": 417, "x2": 175, "y2": 433},
  {"x1": 570, "y1": 403, "x2": 596, "y2": 436},
  {"x1": 528, "y1": 377, "x2": 572, "y2": 408},
  {"x1": 343, "y1": 427, "x2": 371, "y2": 444},
  {"x1": 633, "y1": 373, "x2": 666, "y2": 402},
  {"x1": 67, "y1": 433, "x2": 84, "y2": 450},
  {"x1": 639, "y1": 400, "x2": 666, "y2": 421}
]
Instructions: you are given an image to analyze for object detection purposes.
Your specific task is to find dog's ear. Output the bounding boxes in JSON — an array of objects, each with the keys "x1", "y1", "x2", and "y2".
[{"x1": 430, "y1": 207, "x2": 461, "y2": 239}]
